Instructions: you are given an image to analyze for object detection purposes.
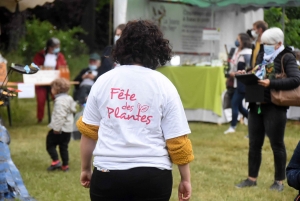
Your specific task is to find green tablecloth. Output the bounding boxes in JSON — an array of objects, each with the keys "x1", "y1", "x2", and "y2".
[{"x1": 157, "y1": 66, "x2": 226, "y2": 116}]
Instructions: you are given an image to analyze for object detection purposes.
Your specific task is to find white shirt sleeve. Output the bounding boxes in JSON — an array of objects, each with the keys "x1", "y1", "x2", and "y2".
[
  {"x1": 161, "y1": 83, "x2": 191, "y2": 140},
  {"x1": 82, "y1": 87, "x2": 101, "y2": 126}
]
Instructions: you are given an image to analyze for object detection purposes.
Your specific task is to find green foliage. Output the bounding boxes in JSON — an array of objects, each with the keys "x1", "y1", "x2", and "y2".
[
  {"x1": 96, "y1": 0, "x2": 110, "y2": 11},
  {"x1": 264, "y1": 7, "x2": 300, "y2": 48},
  {"x1": 18, "y1": 18, "x2": 88, "y2": 64},
  {"x1": 264, "y1": 7, "x2": 283, "y2": 29},
  {"x1": 285, "y1": 19, "x2": 300, "y2": 48}
]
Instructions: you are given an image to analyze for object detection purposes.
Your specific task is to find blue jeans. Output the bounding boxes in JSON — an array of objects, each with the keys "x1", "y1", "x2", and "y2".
[{"x1": 231, "y1": 90, "x2": 248, "y2": 127}]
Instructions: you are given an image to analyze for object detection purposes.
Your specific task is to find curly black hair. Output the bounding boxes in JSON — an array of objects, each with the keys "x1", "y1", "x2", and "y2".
[{"x1": 112, "y1": 20, "x2": 172, "y2": 69}]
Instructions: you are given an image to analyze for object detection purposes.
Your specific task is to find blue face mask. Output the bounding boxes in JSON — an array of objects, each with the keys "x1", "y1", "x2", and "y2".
[
  {"x1": 89, "y1": 65, "x2": 97, "y2": 70},
  {"x1": 235, "y1": 40, "x2": 240, "y2": 47},
  {"x1": 264, "y1": 45, "x2": 276, "y2": 55},
  {"x1": 53, "y1": 47, "x2": 60, "y2": 54}
]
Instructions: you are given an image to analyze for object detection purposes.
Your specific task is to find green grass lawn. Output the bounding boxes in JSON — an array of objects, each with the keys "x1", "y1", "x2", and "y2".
[{"x1": 2, "y1": 98, "x2": 300, "y2": 201}]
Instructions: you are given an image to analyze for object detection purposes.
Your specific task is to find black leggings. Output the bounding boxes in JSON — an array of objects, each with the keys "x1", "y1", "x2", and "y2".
[
  {"x1": 46, "y1": 130, "x2": 71, "y2": 166},
  {"x1": 248, "y1": 104, "x2": 287, "y2": 181},
  {"x1": 90, "y1": 167, "x2": 172, "y2": 201}
]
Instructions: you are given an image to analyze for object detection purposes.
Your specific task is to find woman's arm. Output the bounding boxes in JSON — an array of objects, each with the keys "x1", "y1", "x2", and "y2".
[
  {"x1": 81, "y1": 134, "x2": 96, "y2": 171},
  {"x1": 166, "y1": 135, "x2": 193, "y2": 201},
  {"x1": 178, "y1": 163, "x2": 192, "y2": 201},
  {"x1": 270, "y1": 53, "x2": 300, "y2": 90},
  {"x1": 77, "y1": 116, "x2": 98, "y2": 188},
  {"x1": 287, "y1": 141, "x2": 300, "y2": 190},
  {"x1": 80, "y1": 134, "x2": 96, "y2": 188}
]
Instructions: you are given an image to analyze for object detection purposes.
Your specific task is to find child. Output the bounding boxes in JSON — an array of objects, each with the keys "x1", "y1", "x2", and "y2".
[{"x1": 46, "y1": 78, "x2": 76, "y2": 171}]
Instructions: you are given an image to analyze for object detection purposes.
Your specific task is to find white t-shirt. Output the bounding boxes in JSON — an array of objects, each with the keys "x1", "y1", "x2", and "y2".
[
  {"x1": 43, "y1": 53, "x2": 57, "y2": 69},
  {"x1": 82, "y1": 65, "x2": 191, "y2": 170}
]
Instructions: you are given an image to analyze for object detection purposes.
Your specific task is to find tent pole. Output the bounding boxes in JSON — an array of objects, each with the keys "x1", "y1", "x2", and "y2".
[
  {"x1": 109, "y1": 0, "x2": 113, "y2": 45},
  {"x1": 282, "y1": 7, "x2": 285, "y2": 34},
  {"x1": 211, "y1": 7, "x2": 215, "y2": 60}
]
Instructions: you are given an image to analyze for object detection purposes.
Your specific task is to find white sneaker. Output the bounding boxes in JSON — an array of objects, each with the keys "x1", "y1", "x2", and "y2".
[{"x1": 224, "y1": 127, "x2": 235, "y2": 134}]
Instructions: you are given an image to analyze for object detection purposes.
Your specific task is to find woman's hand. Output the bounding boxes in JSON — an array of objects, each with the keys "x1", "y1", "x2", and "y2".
[
  {"x1": 235, "y1": 70, "x2": 246, "y2": 75},
  {"x1": 80, "y1": 170, "x2": 92, "y2": 188},
  {"x1": 258, "y1": 79, "x2": 270, "y2": 87},
  {"x1": 178, "y1": 180, "x2": 192, "y2": 201},
  {"x1": 80, "y1": 135, "x2": 96, "y2": 188},
  {"x1": 178, "y1": 164, "x2": 191, "y2": 201}
]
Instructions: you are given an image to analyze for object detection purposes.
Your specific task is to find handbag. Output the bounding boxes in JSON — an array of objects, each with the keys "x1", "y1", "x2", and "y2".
[{"x1": 270, "y1": 53, "x2": 300, "y2": 106}]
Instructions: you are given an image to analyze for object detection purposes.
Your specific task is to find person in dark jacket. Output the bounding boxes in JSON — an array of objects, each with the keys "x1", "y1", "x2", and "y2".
[
  {"x1": 224, "y1": 33, "x2": 252, "y2": 134},
  {"x1": 97, "y1": 46, "x2": 114, "y2": 77},
  {"x1": 96, "y1": 24, "x2": 126, "y2": 77},
  {"x1": 286, "y1": 141, "x2": 300, "y2": 201},
  {"x1": 236, "y1": 27, "x2": 300, "y2": 191},
  {"x1": 73, "y1": 53, "x2": 100, "y2": 104}
]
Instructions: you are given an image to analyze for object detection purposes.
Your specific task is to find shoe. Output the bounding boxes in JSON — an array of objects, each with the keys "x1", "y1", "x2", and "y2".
[
  {"x1": 224, "y1": 127, "x2": 235, "y2": 134},
  {"x1": 270, "y1": 181, "x2": 284, "y2": 191},
  {"x1": 236, "y1": 178, "x2": 257, "y2": 188},
  {"x1": 47, "y1": 161, "x2": 61, "y2": 171},
  {"x1": 37, "y1": 119, "x2": 43, "y2": 124},
  {"x1": 61, "y1": 165, "x2": 69, "y2": 172}
]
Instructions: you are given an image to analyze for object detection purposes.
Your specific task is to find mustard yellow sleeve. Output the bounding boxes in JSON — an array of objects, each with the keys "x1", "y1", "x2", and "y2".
[
  {"x1": 166, "y1": 135, "x2": 194, "y2": 165},
  {"x1": 76, "y1": 116, "x2": 99, "y2": 141}
]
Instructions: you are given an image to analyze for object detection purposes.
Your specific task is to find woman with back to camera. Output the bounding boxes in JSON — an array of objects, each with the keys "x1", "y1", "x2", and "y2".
[
  {"x1": 236, "y1": 27, "x2": 300, "y2": 191},
  {"x1": 224, "y1": 33, "x2": 252, "y2": 134},
  {"x1": 77, "y1": 20, "x2": 194, "y2": 201},
  {"x1": 33, "y1": 38, "x2": 67, "y2": 123}
]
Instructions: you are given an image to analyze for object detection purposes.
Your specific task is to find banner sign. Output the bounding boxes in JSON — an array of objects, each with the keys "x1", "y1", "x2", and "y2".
[
  {"x1": 150, "y1": 1, "x2": 214, "y2": 54},
  {"x1": 23, "y1": 70, "x2": 60, "y2": 84}
]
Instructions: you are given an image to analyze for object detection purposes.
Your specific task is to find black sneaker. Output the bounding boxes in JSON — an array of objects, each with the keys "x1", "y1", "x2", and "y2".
[
  {"x1": 47, "y1": 162, "x2": 61, "y2": 171},
  {"x1": 270, "y1": 181, "x2": 284, "y2": 191},
  {"x1": 236, "y1": 178, "x2": 257, "y2": 188}
]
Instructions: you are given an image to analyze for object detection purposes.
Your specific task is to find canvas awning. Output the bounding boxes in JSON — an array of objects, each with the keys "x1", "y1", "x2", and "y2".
[
  {"x1": 0, "y1": 0, "x2": 55, "y2": 13},
  {"x1": 168, "y1": 0, "x2": 300, "y2": 8}
]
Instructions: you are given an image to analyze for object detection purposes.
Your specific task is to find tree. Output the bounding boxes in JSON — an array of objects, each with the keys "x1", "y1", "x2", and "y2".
[
  {"x1": 264, "y1": 7, "x2": 300, "y2": 49},
  {"x1": 0, "y1": 0, "x2": 111, "y2": 53}
]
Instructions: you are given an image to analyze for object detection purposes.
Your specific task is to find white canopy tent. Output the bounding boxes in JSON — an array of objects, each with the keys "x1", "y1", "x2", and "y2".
[
  {"x1": 113, "y1": 0, "x2": 263, "y2": 124},
  {"x1": 114, "y1": 0, "x2": 263, "y2": 63}
]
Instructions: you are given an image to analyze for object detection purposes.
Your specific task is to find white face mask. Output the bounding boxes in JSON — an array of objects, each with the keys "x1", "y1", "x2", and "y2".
[
  {"x1": 251, "y1": 30, "x2": 258, "y2": 39},
  {"x1": 114, "y1": 35, "x2": 120, "y2": 44}
]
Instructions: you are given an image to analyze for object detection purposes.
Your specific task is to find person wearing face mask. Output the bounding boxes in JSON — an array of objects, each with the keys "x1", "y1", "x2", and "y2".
[
  {"x1": 236, "y1": 27, "x2": 300, "y2": 192},
  {"x1": 224, "y1": 33, "x2": 252, "y2": 134},
  {"x1": 114, "y1": 24, "x2": 126, "y2": 44},
  {"x1": 96, "y1": 24, "x2": 126, "y2": 77},
  {"x1": 33, "y1": 37, "x2": 67, "y2": 123},
  {"x1": 74, "y1": 53, "x2": 101, "y2": 105},
  {"x1": 249, "y1": 21, "x2": 268, "y2": 69}
]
